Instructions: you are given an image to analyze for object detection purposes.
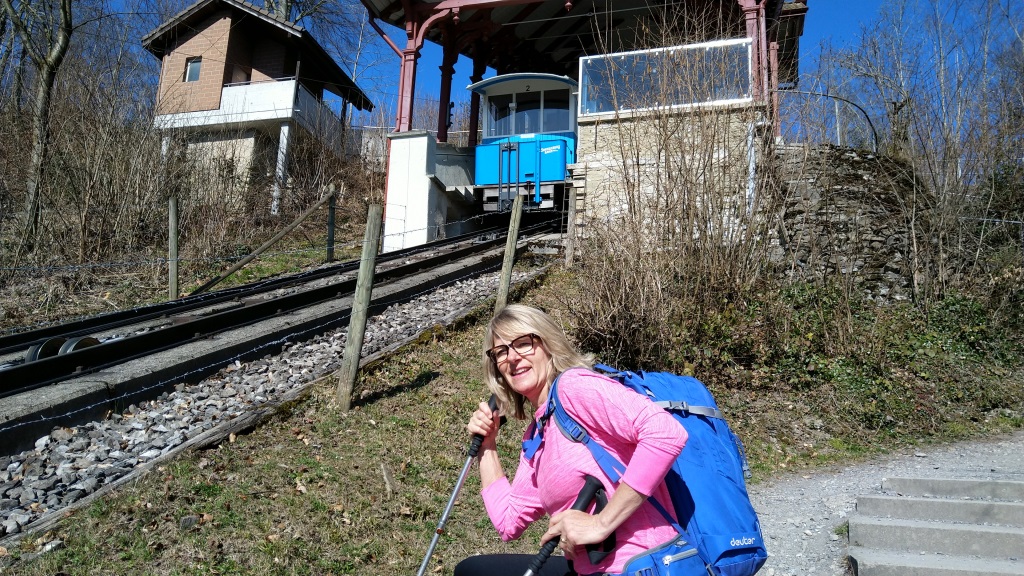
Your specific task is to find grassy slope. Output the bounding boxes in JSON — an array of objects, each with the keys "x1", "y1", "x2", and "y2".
[{"x1": 3, "y1": 273, "x2": 1022, "y2": 575}]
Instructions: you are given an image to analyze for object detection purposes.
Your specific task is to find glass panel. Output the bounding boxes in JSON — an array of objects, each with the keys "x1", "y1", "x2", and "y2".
[
  {"x1": 184, "y1": 58, "x2": 202, "y2": 83},
  {"x1": 579, "y1": 40, "x2": 751, "y2": 116},
  {"x1": 515, "y1": 91, "x2": 541, "y2": 134},
  {"x1": 488, "y1": 94, "x2": 513, "y2": 137},
  {"x1": 581, "y1": 58, "x2": 615, "y2": 114},
  {"x1": 618, "y1": 51, "x2": 659, "y2": 111},
  {"x1": 543, "y1": 89, "x2": 571, "y2": 132}
]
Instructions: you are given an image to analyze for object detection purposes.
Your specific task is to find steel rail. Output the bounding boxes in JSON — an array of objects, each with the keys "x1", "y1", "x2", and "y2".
[
  {"x1": 0, "y1": 226, "x2": 508, "y2": 357},
  {"x1": 0, "y1": 221, "x2": 555, "y2": 399}
]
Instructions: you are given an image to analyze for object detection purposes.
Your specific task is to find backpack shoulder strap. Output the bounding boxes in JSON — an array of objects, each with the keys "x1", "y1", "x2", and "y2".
[
  {"x1": 549, "y1": 378, "x2": 691, "y2": 540},
  {"x1": 549, "y1": 379, "x2": 626, "y2": 481}
]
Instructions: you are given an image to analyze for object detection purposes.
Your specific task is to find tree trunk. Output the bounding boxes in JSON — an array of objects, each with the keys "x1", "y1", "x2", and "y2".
[
  {"x1": 1, "y1": 0, "x2": 73, "y2": 252},
  {"x1": 23, "y1": 64, "x2": 56, "y2": 245}
]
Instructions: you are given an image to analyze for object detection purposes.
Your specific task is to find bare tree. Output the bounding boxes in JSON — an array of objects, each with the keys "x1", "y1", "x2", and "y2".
[
  {"x1": 806, "y1": 0, "x2": 1024, "y2": 303},
  {"x1": 1, "y1": 0, "x2": 73, "y2": 250},
  {"x1": 562, "y1": 8, "x2": 785, "y2": 367}
]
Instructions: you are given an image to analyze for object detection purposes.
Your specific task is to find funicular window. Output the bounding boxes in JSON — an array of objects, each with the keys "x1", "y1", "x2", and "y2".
[
  {"x1": 488, "y1": 94, "x2": 514, "y2": 137},
  {"x1": 515, "y1": 91, "x2": 542, "y2": 133},
  {"x1": 579, "y1": 38, "x2": 752, "y2": 117},
  {"x1": 543, "y1": 89, "x2": 571, "y2": 132}
]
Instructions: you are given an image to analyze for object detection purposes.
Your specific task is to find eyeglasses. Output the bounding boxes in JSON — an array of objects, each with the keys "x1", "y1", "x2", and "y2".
[{"x1": 487, "y1": 333, "x2": 538, "y2": 364}]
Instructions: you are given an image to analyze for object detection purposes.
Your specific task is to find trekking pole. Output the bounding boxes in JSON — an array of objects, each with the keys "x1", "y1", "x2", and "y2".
[
  {"x1": 523, "y1": 474, "x2": 604, "y2": 576},
  {"x1": 416, "y1": 395, "x2": 500, "y2": 576}
]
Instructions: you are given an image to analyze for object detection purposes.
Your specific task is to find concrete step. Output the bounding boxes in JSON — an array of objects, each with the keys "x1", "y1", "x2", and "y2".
[
  {"x1": 857, "y1": 494, "x2": 1024, "y2": 527},
  {"x1": 848, "y1": 547, "x2": 1024, "y2": 576},
  {"x1": 883, "y1": 477, "x2": 1024, "y2": 501},
  {"x1": 849, "y1": 516, "x2": 1024, "y2": 559}
]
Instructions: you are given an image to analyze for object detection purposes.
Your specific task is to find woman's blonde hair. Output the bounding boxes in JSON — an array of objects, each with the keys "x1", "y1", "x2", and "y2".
[{"x1": 482, "y1": 304, "x2": 593, "y2": 419}]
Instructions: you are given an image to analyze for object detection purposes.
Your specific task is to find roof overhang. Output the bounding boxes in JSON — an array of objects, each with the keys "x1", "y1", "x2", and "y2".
[{"x1": 362, "y1": 0, "x2": 806, "y2": 82}]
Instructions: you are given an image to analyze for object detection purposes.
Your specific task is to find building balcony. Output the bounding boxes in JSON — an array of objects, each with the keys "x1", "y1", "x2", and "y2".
[{"x1": 154, "y1": 78, "x2": 346, "y2": 153}]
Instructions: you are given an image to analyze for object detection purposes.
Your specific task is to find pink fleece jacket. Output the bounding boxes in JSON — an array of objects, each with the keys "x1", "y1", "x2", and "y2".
[{"x1": 480, "y1": 368, "x2": 688, "y2": 574}]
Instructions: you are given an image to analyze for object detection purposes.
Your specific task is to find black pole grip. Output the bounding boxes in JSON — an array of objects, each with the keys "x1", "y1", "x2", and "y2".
[
  {"x1": 524, "y1": 474, "x2": 604, "y2": 576},
  {"x1": 468, "y1": 394, "x2": 499, "y2": 458}
]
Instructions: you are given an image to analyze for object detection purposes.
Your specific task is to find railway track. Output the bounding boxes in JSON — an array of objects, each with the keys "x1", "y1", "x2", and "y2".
[
  {"x1": 0, "y1": 220, "x2": 558, "y2": 454},
  {"x1": 0, "y1": 223, "x2": 511, "y2": 371}
]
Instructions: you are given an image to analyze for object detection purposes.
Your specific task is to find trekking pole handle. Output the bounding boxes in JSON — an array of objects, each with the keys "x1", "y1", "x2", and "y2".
[
  {"x1": 468, "y1": 394, "x2": 500, "y2": 458},
  {"x1": 524, "y1": 474, "x2": 604, "y2": 576}
]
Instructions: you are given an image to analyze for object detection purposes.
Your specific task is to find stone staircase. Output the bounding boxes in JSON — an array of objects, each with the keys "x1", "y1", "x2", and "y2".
[{"x1": 848, "y1": 477, "x2": 1024, "y2": 576}]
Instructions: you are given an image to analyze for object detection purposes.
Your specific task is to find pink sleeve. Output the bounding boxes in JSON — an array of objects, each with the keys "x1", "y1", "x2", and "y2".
[
  {"x1": 480, "y1": 454, "x2": 547, "y2": 541},
  {"x1": 558, "y1": 370, "x2": 687, "y2": 496}
]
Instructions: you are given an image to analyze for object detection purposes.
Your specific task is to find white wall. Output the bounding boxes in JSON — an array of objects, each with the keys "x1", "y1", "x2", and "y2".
[{"x1": 383, "y1": 131, "x2": 453, "y2": 252}]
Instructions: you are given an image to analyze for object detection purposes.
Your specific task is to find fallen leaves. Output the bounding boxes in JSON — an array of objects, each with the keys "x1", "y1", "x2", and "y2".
[{"x1": 291, "y1": 427, "x2": 311, "y2": 445}]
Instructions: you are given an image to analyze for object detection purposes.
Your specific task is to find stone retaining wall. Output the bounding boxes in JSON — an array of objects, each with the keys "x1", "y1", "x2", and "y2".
[{"x1": 772, "y1": 145, "x2": 932, "y2": 300}]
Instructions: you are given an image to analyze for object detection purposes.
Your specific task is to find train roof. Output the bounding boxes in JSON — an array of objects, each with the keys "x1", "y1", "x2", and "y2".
[{"x1": 467, "y1": 73, "x2": 578, "y2": 96}]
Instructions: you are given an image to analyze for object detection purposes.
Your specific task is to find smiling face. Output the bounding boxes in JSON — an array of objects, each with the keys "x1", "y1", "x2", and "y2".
[{"x1": 490, "y1": 332, "x2": 553, "y2": 407}]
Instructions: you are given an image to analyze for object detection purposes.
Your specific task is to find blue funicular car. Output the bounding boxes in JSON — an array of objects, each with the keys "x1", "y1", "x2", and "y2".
[{"x1": 468, "y1": 73, "x2": 578, "y2": 212}]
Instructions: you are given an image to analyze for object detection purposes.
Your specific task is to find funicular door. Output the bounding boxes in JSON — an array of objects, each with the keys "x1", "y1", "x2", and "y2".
[{"x1": 498, "y1": 141, "x2": 519, "y2": 212}]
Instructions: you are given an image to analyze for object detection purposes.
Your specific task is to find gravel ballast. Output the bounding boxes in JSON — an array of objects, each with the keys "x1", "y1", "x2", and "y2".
[{"x1": 0, "y1": 270, "x2": 534, "y2": 541}]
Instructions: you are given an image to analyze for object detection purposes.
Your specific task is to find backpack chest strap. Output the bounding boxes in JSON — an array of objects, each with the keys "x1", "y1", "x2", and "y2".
[{"x1": 654, "y1": 400, "x2": 724, "y2": 420}]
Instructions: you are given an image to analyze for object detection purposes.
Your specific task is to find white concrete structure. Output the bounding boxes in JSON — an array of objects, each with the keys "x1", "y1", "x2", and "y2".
[{"x1": 383, "y1": 131, "x2": 476, "y2": 252}]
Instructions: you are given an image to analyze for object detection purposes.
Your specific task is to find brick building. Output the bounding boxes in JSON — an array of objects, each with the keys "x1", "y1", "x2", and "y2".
[{"x1": 142, "y1": 0, "x2": 372, "y2": 213}]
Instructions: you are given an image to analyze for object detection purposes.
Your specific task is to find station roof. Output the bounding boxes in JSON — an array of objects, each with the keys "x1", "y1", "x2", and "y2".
[
  {"x1": 468, "y1": 72, "x2": 578, "y2": 94},
  {"x1": 362, "y1": 0, "x2": 808, "y2": 84}
]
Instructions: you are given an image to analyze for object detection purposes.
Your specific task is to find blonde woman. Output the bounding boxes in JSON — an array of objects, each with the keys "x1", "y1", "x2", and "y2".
[{"x1": 457, "y1": 305, "x2": 687, "y2": 576}]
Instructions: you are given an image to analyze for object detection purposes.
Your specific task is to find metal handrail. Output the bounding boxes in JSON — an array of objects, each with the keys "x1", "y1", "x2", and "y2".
[{"x1": 778, "y1": 89, "x2": 880, "y2": 153}]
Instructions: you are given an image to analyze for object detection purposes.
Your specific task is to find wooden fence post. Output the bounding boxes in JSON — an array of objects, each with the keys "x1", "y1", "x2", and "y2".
[
  {"x1": 326, "y1": 184, "x2": 337, "y2": 262},
  {"x1": 495, "y1": 193, "x2": 524, "y2": 314},
  {"x1": 336, "y1": 204, "x2": 383, "y2": 410},
  {"x1": 564, "y1": 189, "x2": 577, "y2": 268},
  {"x1": 168, "y1": 196, "x2": 179, "y2": 300}
]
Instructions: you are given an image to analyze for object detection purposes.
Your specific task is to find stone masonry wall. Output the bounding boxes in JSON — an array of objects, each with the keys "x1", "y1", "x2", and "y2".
[
  {"x1": 575, "y1": 105, "x2": 764, "y2": 241},
  {"x1": 772, "y1": 145, "x2": 931, "y2": 300}
]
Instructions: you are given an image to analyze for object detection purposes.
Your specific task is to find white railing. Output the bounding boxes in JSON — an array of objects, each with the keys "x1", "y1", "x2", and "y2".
[
  {"x1": 154, "y1": 78, "x2": 297, "y2": 129},
  {"x1": 294, "y1": 83, "x2": 346, "y2": 154},
  {"x1": 154, "y1": 78, "x2": 354, "y2": 157}
]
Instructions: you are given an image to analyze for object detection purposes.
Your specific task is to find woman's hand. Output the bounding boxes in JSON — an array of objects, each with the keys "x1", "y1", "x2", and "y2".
[
  {"x1": 542, "y1": 481, "x2": 646, "y2": 561},
  {"x1": 468, "y1": 400, "x2": 506, "y2": 489},
  {"x1": 467, "y1": 400, "x2": 500, "y2": 452},
  {"x1": 543, "y1": 509, "x2": 613, "y2": 560}
]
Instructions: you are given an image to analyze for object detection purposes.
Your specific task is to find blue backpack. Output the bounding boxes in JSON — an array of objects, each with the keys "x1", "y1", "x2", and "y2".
[{"x1": 546, "y1": 364, "x2": 767, "y2": 576}]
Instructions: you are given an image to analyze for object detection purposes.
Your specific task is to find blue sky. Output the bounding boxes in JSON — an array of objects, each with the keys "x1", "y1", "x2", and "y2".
[{"x1": 799, "y1": 0, "x2": 885, "y2": 68}]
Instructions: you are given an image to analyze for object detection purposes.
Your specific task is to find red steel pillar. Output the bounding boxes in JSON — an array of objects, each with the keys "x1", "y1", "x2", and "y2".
[
  {"x1": 738, "y1": 0, "x2": 767, "y2": 102},
  {"x1": 436, "y1": 25, "x2": 459, "y2": 142},
  {"x1": 770, "y1": 40, "x2": 781, "y2": 138},
  {"x1": 467, "y1": 43, "x2": 488, "y2": 147},
  {"x1": 395, "y1": 6, "x2": 454, "y2": 132}
]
